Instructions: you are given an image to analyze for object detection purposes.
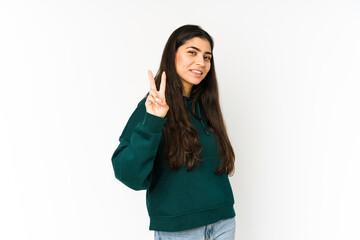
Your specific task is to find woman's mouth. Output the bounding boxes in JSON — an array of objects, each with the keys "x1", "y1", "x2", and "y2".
[{"x1": 190, "y1": 69, "x2": 202, "y2": 77}]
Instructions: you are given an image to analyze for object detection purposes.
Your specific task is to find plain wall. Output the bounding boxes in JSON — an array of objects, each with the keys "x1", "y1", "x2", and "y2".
[{"x1": 0, "y1": 0, "x2": 359, "y2": 239}]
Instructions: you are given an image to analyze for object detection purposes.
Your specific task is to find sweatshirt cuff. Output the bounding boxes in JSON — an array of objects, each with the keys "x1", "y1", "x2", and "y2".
[{"x1": 142, "y1": 111, "x2": 167, "y2": 132}]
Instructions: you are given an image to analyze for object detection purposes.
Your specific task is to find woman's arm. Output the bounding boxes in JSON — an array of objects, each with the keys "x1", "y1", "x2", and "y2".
[{"x1": 111, "y1": 98, "x2": 167, "y2": 191}]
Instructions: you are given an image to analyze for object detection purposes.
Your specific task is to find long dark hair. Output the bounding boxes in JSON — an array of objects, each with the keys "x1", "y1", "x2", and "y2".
[{"x1": 149, "y1": 24, "x2": 235, "y2": 176}]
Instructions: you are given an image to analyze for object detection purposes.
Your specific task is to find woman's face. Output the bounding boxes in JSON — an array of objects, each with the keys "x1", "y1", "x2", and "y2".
[{"x1": 175, "y1": 37, "x2": 212, "y2": 96}]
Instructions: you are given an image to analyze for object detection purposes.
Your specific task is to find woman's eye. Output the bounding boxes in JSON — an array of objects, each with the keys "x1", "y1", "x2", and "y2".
[{"x1": 188, "y1": 51, "x2": 211, "y2": 61}]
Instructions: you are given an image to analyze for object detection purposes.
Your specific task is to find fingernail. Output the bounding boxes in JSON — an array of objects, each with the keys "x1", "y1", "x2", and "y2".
[{"x1": 156, "y1": 98, "x2": 162, "y2": 103}]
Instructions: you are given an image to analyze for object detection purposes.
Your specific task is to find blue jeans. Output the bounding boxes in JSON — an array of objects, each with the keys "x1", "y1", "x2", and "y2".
[{"x1": 154, "y1": 217, "x2": 236, "y2": 240}]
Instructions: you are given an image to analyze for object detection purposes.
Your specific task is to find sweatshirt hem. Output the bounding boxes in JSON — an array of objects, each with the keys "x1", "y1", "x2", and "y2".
[{"x1": 149, "y1": 204, "x2": 235, "y2": 232}]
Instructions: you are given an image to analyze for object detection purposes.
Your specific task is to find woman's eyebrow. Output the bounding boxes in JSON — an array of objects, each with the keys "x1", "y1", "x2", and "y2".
[{"x1": 186, "y1": 46, "x2": 212, "y2": 55}]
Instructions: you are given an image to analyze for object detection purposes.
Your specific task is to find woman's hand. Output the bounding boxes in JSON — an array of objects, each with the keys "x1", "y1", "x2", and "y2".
[{"x1": 145, "y1": 70, "x2": 169, "y2": 118}]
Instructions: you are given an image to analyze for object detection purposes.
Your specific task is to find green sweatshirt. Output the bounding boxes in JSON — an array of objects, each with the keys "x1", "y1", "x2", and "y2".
[{"x1": 111, "y1": 93, "x2": 235, "y2": 232}]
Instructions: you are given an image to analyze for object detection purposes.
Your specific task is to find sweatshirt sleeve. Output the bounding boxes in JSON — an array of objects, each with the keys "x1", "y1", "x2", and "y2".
[{"x1": 111, "y1": 97, "x2": 167, "y2": 191}]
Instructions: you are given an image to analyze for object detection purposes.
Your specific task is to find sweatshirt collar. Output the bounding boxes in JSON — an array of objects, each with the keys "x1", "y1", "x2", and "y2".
[{"x1": 183, "y1": 95, "x2": 209, "y2": 136}]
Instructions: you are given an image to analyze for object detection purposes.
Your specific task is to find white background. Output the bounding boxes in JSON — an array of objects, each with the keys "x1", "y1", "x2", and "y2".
[{"x1": 1, "y1": 0, "x2": 359, "y2": 239}]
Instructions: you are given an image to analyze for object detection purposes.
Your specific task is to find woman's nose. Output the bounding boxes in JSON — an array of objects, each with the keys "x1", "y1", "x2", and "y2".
[{"x1": 195, "y1": 56, "x2": 205, "y2": 66}]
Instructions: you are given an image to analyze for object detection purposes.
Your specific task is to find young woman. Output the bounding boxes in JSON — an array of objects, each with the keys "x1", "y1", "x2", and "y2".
[{"x1": 111, "y1": 24, "x2": 236, "y2": 240}]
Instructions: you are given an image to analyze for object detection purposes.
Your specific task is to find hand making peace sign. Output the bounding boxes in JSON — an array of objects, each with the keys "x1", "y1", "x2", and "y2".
[{"x1": 145, "y1": 70, "x2": 169, "y2": 118}]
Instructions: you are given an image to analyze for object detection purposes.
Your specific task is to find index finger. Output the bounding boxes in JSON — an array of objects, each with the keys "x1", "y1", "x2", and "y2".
[
  {"x1": 148, "y1": 70, "x2": 157, "y2": 90},
  {"x1": 159, "y1": 71, "x2": 166, "y2": 96}
]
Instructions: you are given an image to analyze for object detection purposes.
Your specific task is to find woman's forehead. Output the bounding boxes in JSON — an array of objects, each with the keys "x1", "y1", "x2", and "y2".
[{"x1": 181, "y1": 37, "x2": 212, "y2": 53}]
